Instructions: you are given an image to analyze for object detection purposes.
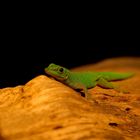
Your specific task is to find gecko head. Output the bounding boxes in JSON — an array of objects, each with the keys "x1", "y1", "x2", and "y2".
[{"x1": 45, "y1": 63, "x2": 70, "y2": 81}]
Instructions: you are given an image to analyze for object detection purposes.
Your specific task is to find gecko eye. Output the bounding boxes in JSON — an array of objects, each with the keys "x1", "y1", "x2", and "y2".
[{"x1": 59, "y1": 67, "x2": 64, "y2": 73}]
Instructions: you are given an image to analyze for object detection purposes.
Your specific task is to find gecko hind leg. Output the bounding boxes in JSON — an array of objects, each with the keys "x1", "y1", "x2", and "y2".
[
  {"x1": 96, "y1": 77, "x2": 127, "y2": 93},
  {"x1": 97, "y1": 77, "x2": 116, "y2": 89}
]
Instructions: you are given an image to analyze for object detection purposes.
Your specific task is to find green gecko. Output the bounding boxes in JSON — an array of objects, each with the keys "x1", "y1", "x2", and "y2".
[{"x1": 45, "y1": 63, "x2": 134, "y2": 100}]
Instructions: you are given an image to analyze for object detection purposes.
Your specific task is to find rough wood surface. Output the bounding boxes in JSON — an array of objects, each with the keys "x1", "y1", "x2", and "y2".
[{"x1": 0, "y1": 57, "x2": 140, "y2": 140}]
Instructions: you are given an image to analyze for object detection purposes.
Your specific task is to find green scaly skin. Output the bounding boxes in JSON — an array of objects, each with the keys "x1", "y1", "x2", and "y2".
[{"x1": 45, "y1": 63, "x2": 134, "y2": 100}]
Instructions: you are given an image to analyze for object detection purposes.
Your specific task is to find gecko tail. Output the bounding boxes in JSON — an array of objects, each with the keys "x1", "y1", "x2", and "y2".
[
  {"x1": 118, "y1": 72, "x2": 134, "y2": 79},
  {"x1": 102, "y1": 72, "x2": 135, "y2": 81}
]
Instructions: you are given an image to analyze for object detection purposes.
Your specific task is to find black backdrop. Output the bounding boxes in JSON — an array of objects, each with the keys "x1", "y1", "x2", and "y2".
[{"x1": 0, "y1": 10, "x2": 140, "y2": 88}]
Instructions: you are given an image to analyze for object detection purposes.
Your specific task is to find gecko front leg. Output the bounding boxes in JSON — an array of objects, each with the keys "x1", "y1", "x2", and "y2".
[
  {"x1": 75, "y1": 83, "x2": 92, "y2": 100},
  {"x1": 71, "y1": 83, "x2": 97, "y2": 103},
  {"x1": 69, "y1": 82, "x2": 92, "y2": 100}
]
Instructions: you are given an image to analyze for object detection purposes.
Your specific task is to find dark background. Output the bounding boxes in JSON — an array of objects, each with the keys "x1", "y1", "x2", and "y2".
[{"x1": 0, "y1": 7, "x2": 140, "y2": 88}]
